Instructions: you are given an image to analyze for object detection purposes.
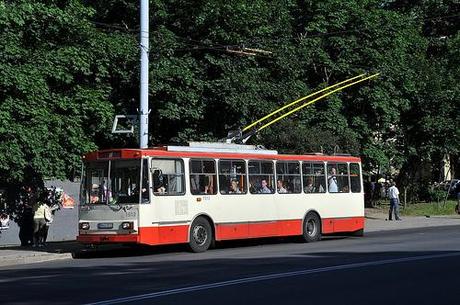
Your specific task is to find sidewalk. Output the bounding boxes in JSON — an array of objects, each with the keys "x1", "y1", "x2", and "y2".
[
  {"x1": 365, "y1": 208, "x2": 460, "y2": 232},
  {"x1": 2, "y1": 213, "x2": 460, "y2": 268},
  {"x1": 0, "y1": 241, "x2": 79, "y2": 268}
]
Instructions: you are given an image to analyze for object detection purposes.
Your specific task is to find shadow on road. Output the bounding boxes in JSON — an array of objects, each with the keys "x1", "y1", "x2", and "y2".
[{"x1": 71, "y1": 235, "x2": 350, "y2": 259}]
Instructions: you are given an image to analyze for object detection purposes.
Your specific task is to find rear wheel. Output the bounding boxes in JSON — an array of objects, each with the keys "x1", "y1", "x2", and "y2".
[
  {"x1": 188, "y1": 217, "x2": 213, "y2": 253},
  {"x1": 302, "y1": 213, "x2": 322, "y2": 242}
]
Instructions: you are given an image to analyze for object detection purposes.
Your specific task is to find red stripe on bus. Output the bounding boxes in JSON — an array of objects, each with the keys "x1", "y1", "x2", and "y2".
[
  {"x1": 216, "y1": 219, "x2": 302, "y2": 240},
  {"x1": 322, "y1": 217, "x2": 365, "y2": 234},
  {"x1": 77, "y1": 217, "x2": 364, "y2": 245},
  {"x1": 85, "y1": 148, "x2": 361, "y2": 163},
  {"x1": 138, "y1": 225, "x2": 189, "y2": 245}
]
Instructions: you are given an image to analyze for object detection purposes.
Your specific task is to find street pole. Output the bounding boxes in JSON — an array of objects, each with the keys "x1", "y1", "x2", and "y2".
[{"x1": 139, "y1": 0, "x2": 149, "y2": 148}]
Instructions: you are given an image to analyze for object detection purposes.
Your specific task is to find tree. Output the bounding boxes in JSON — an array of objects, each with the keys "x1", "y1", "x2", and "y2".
[
  {"x1": 0, "y1": 0, "x2": 458, "y2": 206},
  {"x1": 0, "y1": 0, "x2": 137, "y2": 187}
]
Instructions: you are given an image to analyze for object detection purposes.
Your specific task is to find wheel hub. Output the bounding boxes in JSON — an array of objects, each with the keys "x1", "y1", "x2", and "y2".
[
  {"x1": 193, "y1": 225, "x2": 207, "y2": 245},
  {"x1": 307, "y1": 219, "x2": 316, "y2": 236}
]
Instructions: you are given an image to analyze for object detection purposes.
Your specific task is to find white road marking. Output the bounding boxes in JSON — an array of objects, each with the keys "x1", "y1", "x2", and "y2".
[{"x1": 85, "y1": 252, "x2": 460, "y2": 305}]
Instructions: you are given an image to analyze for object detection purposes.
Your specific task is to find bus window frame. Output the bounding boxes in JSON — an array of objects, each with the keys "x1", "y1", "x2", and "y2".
[
  {"x1": 302, "y1": 161, "x2": 327, "y2": 194},
  {"x1": 349, "y1": 162, "x2": 362, "y2": 193},
  {"x1": 248, "y1": 160, "x2": 275, "y2": 195},
  {"x1": 189, "y1": 158, "x2": 218, "y2": 195},
  {"x1": 276, "y1": 160, "x2": 302, "y2": 194},
  {"x1": 326, "y1": 162, "x2": 350, "y2": 193},
  {"x1": 151, "y1": 158, "x2": 186, "y2": 197},
  {"x1": 218, "y1": 159, "x2": 247, "y2": 195}
]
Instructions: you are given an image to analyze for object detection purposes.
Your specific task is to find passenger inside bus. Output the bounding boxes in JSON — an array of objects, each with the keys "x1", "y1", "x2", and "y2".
[
  {"x1": 191, "y1": 175, "x2": 215, "y2": 195},
  {"x1": 277, "y1": 179, "x2": 287, "y2": 193},
  {"x1": 328, "y1": 168, "x2": 339, "y2": 193},
  {"x1": 249, "y1": 177, "x2": 258, "y2": 193},
  {"x1": 229, "y1": 180, "x2": 241, "y2": 194},
  {"x1": 203, "y1": 175, "x2": 214, "y2": 194},
  {"x1": 152, "y1": 170, "x2": 166, "y2": 194},
  {"x1": 304, "y1": 177, "x2": 315, "y2": 193},
  {"x1": 135, "y1": 176, "x2": 150, "y2": 202},
  {"x1": 258, "y1": 179, "x2": 272, "y2": 194},
  {"x1": 90, "y1": 184, "x2": 100, "y2": 203}
]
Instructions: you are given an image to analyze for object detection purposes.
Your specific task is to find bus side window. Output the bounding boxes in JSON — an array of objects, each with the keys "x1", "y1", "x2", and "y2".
[
  {"x1": 218, "y1": 159, "x2": 247, "y2": 195},
  {"x1": 151, "y1": 159, "x2": 185, "y2": 196},
  {"x1": 248, "y1": 160, "x2": 275, "y2": 194},
  {"x1": 190, "y1": 159, "x2": 217, "y2": 195},
  {"x1": 327, "y1": 163, "x2": 349, "y2": 193},
  {"x1": 337, "y1": 163, "x2": 349, "y2": 193},
  {"x1": 302, "y1": 162, "x2": 326, "y2": 193},
  {"x1": 350, "y1": 163, "x2": 361, "y2": 193},
  {"x1": 276, "y1": 161, "x2": 301, "y2": 194}
]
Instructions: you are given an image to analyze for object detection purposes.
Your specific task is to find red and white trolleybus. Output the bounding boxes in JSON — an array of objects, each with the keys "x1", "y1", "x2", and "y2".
[{"x1": 77, "y1": 142, "x2": 364, "y2": 252}]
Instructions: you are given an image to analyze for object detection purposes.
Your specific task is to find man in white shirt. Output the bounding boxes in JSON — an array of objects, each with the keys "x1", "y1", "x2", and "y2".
[
  {"x1": 388, "y1": 181, "x2": 401, "y2": 221},
  {"x1": 328, "y1": 167, "x2": 338, "y2": 193}
]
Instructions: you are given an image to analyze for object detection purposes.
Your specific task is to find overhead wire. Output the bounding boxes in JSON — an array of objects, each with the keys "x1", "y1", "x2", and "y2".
[
  {"x1": 242, "y1": 73, "x2": 367, "y2": 132},
  {"x1": 254, "y1": 73, "x2": 380, "y2": 134}
]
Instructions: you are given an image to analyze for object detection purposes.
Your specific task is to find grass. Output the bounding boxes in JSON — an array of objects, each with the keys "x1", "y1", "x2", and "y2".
[{"x1": 401, "y1": 200, "x2": 458, "y2": 216}]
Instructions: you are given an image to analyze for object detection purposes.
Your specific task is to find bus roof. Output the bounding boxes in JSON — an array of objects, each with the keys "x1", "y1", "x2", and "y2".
[{"x1": 84, "y1": 143, "x2": 361, "y2": 163}]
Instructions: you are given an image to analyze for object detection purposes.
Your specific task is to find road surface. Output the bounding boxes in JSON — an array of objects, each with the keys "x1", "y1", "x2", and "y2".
[{"x1": 1, "y1": 226, "x2": 459, "y2": 305}]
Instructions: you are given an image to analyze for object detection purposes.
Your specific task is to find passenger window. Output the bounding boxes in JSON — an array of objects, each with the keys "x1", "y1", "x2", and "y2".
[
  {"x1": 302, "y1": 162, "x2": 326, "y2": 193},
  {"x1": 276, "y1": 161, "x2": 301, "y2": 194},
  {"x1": 248, "y1": 160, "x2": 275, "y2": 194},
  {"x1": 190, "y1": 159, "x2": 217, "y2": 195},
  {"x1": 151, "y1": 159, "x2": 185, "y2": 196},
  {"x1": 350, "y1": 163, "x2": 361, "y2": 193},
  {"x1": 327, "y1": 163, "x2": 349, "y2": 193},
  {"x1": 218, "y1": 160, "x2": 247, "y2": 194}
]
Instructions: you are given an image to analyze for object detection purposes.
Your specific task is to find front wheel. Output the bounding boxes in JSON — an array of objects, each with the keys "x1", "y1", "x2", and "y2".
[
  {"x1": 188, "y1": 217, "x2": 213, "y2": 253},
  {"x1": 302, "y1": 213, "x2": 322, "y2": 242}
]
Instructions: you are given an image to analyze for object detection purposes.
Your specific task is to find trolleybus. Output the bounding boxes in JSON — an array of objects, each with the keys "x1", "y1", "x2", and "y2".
[{"x1": 78, "y1": 142, "x2": 364, "y2": 252}]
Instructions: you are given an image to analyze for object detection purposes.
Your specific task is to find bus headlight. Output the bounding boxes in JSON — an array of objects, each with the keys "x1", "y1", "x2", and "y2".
[
  {"x1": 121, "y1": 222, "x2": 134, "y2": 230},
  {"x1": 79, "y1": 222, "x2": 90, "y2": 230}
]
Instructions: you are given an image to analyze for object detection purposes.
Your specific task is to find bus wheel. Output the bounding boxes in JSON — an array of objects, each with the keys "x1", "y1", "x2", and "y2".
[
  {"x1": 302, "y1": 213, "x2": 321, "y2": 242},
  {"x1": 188, "y1": 217, "x2": 213, "y2": 253}
]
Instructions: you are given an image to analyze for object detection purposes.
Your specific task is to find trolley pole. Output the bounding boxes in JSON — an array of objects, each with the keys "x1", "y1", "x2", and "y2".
[{"x1": 139, "y1": 0, "x2": 149, "y2": 148}]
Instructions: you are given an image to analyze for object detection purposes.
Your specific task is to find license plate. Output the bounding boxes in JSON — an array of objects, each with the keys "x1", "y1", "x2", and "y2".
[{"x1": 98, "y1": 223, "x2": 113, "y2": 229}]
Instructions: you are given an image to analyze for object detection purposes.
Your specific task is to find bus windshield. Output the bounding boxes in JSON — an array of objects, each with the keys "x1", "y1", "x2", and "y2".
[{"x1": 82, "y1": 159, "x2": 147, "y2": 205}]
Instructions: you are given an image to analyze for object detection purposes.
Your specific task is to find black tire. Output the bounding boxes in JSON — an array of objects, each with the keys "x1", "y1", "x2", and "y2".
[
  {"x1": 302, "y1": 212, "x2": 322, "y2": 242},
  {"x1": 188, "y1": 217, "x2": 213, "y2": 253}
]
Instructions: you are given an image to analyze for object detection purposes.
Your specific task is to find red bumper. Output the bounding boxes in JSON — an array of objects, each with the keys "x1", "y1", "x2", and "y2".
[{"x1": 77, "y1": 234, "x2": 139, "y2": 244}]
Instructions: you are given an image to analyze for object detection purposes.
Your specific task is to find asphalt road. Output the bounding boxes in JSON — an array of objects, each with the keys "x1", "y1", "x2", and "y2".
[{"x1": 1, "y1": 226, "x2": 460, "y2": 305}]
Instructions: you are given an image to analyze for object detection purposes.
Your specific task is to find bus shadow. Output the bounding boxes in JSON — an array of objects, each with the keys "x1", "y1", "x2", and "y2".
[{"x1": 72, "y1": 235, "x2": 351, "y2": 259}]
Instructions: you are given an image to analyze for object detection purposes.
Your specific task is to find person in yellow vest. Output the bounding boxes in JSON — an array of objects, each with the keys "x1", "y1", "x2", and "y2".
[{"x1": 33, "y1": 193, "x2": 51, "y2": 247}]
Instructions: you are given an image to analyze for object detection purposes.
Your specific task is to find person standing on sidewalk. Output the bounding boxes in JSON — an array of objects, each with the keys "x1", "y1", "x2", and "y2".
[
  {"x1": 388, "y1": 181, "x2": 402, "y2": 221},
  {"x1": 33, "y1": 193, "x2": 51, "y2": 247},
  {"x1": 42, "y1": 206, "x2": 56, "y2": 245},
  {"x1": 17, "y1": 186, "x2": 36, "y2": 246},
  {"x1": 454, "y1": 180, "x2": 460, "y2": 214}
]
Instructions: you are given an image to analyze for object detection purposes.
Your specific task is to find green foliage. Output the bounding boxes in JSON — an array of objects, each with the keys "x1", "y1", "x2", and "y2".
[
  {"x1": 427, "y1": 188, "x2": 447, "y2": 203},
  {"x1": 0, "y1": 0, "x2": 458, "y2": 192},
  {"x1": 401, "y1": 200, "x2": 458, "y2": 216},
  {"x1": 0, "y1": 0, "x2": 137, "y2": 185}
]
